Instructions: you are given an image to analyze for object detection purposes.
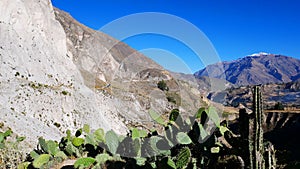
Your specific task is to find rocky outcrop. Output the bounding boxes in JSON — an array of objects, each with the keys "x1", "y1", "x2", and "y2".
[{"x1": 0, "y1": 0, "x2": 127, "y2": 146}]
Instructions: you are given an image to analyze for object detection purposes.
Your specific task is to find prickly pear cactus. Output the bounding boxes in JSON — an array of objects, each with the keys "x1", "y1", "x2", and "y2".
[{"x1": 176, "y1": 147, "x2": 191, "y2": 169}]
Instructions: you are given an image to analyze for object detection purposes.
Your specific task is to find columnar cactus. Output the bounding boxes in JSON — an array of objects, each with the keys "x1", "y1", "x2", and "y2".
[
  {"x1": 239, "y1": 86, "x2": 277, "y2": 169},
  {"x1": 265, "y1": 142, "x2": 276, "y2": 169},
  {"x1": 239, "y1": 108, "x2": 252, "y2": 168},
  {"x1": 252, "y1": 86, "x2": 265, "y2": 169}
]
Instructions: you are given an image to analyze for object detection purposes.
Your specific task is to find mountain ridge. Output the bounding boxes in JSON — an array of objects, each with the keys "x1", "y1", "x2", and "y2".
[{"x1": 194, "y1": 53, "x2": 300, "y2": 86}]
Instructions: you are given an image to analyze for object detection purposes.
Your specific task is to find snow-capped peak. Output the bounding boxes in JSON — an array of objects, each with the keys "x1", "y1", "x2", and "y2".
[{"x1": 249, "y1": 52, "x2": 270, "y2": 57}]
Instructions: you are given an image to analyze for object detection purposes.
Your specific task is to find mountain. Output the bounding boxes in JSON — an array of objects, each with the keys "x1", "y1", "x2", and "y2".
[
  {"x1": 54, "y1": 8, "x2": 209, "y2": 125},
  {"x1": 194, "y1": 52, "x2": 300, "y2": 86},
  {"x1": 0, "y1": 0, "x2": 208, "y2": 146}
]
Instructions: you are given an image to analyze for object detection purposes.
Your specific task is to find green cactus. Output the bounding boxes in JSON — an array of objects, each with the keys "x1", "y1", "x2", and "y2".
[
  {"x1": 16, "y1": 136, "x2": 26, "y2": 143},
  {"x1": 54, "y1": 151, "x2": 67, "y2": 159},
  {"x1": 95, "y1": 153, "x2": 113, "y2": 165},
  {"x1": 191, "y1": 158, "x2": 197, "y2": 169},
  {"x1": 150, "y1": 162, "x2": 157, "y2": 168},
  {"x1": 252, "y1": 86, "x2": 265, "y2": 169},
  {"x1": 210, "y1": 147, "x2": 220, "y2": 153},
  {"x1": 198, "y1": 122, "x2": 208, "y2": 141},
  {"x1": 32, "y1": 154, "x2": 51, "y2": 168},
  {"x1": 167, "y1": 157, "x2": 177, "y2": 169},
  {"x1": 19, "y1": 105, "x2": 264, "y2": 168},
  {"x1": 163, "y1": 125, "x2": 176, "y2": 147},
  {"x1": 150, "y1": 136, "x2": 171, "y2": 155},
  {"x1": 131, "y1": 128, "x2": 148, "y2": 140},
  {"x1": 105, "y1": 130, "x2": 119, "y2": 155},
  {"x1": 3, "y1": 129, "x2": 12, "y2": 138},
  {"x1": 219, "y1": 126, "x2": 229, "y2": 136},
  {"x1": 176, "y1": 132, "x2": 192, "y2": 145},
  {"x1": 47, "y1": 140, "x2": 60, "y2": 156},
  {"x1": 149, "y1": 109, "x2": 166, "y2": 126},
  {"x1": 94, "y1": 128, "x2": 105, "y2": 143},
  {"x1": 38, "y1": 137, "x2": 48, "y2": 153},
  {"x1": 207, "y1": 106, "x2": 220, "y2": 128},
  {"x1": 196, "y1": 108, "x2": 208, "y2": 126},
  {"x1": 83, "y1": 124, "x2": 90, "y2": 134},
  {"x1": 66, "y1": 141, "x2": 81, "y2": 157},
  {"x1": 30, "y1": 151, "x2": 40, "y2": 159},
  {"x1": 141, "y1": 137, "x2": 155, "y2": 157},
  {"x1": 265, "y1": 142, "x2": 276, "y2": 169},
  {"x1": 74, "y1": 157, "x2": 96, "y2": 169},
  {"x1": 66, "y1": 129, "x2": 72, "y2": 140},
  {"x1": 72, "y1": 137, "x2": 85, "y2": 147},
  {"x1": 17, "y1": 162, "x2": 30, "y2": 169},
  {"x1": 135, "y1": 157, "x2": 147, "y2": 166},
  {"x1": 240, "y1": 86, "x2": 271, "y2": 169},
  {"x1": 176, "y1": 147, "x2": 191, "y2": 169},
  {"x1": 195, "y1": 107, "x2": 206, "y2": 119},
  {"x1": 169, "y1": 109, "x2": 180, "y2": 123},
  {"x1": 84, "y1": 133, "x2": 96, "y2": 147},
  {"x1": 133, "y1": 137, "x2": 142, "y2": 157}
]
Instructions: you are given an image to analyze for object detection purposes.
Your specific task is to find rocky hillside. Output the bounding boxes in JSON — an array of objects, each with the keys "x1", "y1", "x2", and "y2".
[
  {"x1": 54, "y1": 8, "x2": 209, "y2": 125},
  {"x1": 0, "y1": 0, "x2": 130, "y2": 147},
  {"x1": 208, "y1": 81, "x2": 300, "y2": 108},
  {"x1": 0, "y1": 0, "x2": 209, "y2": 147},
  {"x1": 194, "y1": 52, "x2": 300, "y2": 86}
]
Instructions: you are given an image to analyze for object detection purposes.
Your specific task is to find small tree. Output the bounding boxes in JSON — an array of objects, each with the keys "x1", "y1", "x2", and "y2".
[
  {"x1": 274, "y1": 102, "x2": 284, "y2": 110},
  {"x1": 157, "y1": 80, "x2": 169, "y2": 91}
]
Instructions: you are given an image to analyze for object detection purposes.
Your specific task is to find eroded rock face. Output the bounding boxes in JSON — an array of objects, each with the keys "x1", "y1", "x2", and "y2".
[
  {"x1": 0, "y1": 0, "x2": 127, "y2": 146},
  {"x1": 0, "y1": 0, "x2": 210, "y2": 148}
]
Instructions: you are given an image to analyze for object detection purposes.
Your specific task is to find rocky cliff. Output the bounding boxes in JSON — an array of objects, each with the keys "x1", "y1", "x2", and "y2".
[
  {"x1": 0, "y1": 0, "x2": 127, "y2": 146},
  {"x1": 0, "y1": 0, "x2": 208, "y2": 147}
]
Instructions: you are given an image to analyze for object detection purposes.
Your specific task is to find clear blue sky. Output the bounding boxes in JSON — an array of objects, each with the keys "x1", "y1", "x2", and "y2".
[{"x1": 52, "y1": 0, "x2": 300, "y2": 73}]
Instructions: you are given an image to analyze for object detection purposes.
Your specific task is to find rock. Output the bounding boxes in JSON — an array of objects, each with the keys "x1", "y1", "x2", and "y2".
[{"x1": 0, "y1": 0, "x2": 127, "y2": 146}]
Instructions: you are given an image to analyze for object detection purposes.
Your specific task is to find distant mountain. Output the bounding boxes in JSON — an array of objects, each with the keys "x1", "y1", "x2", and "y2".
[{"x1": 194, "y1": 52, "x2": 300, "y2": 86}]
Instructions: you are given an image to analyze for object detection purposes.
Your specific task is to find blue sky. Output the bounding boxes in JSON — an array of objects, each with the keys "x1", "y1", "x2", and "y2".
[{"x1": 52, "y1": 0, "x2": 300, "y2": 73}]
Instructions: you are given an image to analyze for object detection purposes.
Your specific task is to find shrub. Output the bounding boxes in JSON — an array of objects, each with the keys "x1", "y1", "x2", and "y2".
[
  {"x1": 167, "y1": 96, "x2": 176, "y2": 104},
  {"x1": 157, "y1": 80, "x2": 169, "y2": 91},
  {"x1": 274, "y1": 102, "x2": 284, "y2": 110},
  {"x1": 61, "y1": 91, "x2": 68, "y2": 95}
]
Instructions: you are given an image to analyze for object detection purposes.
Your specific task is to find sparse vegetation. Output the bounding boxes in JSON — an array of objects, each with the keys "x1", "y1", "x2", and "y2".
[
  {"x1": 53, "y1": 122, "x2": 61, "y2": 128},
  {"x1": 274, "y1": 102, "x2": 284, "y2": 110},
  {"x1": 0, "y1": 87, "x2": 296, "y2": 168},
  {"x1": 166, "y1": 92, "x2": 181, "y2": 105},
  {"x1": 0, "y1": 129, "x2": 26, "y2": 168},
  {"x1": 17, "y1": 94, "x2": 276, "y2": 169},
  {"x1": 167, "y1": 95, "x2": 176, "y2": 104},
  {"x1": 61, "y1": 90, "x2": 68, "y2": 95},
  {"x1": 20, "y1": 107, "x2": 229, "y2": 168},
  {"x1": 157, "y1": 80, "x2": 169, "y2": 91},
  {"x1": 15, "y1": 72, "x2": 20, "y2": 77}
]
